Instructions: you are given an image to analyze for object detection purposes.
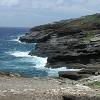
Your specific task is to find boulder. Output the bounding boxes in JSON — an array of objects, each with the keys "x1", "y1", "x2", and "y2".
[
  {"x1": 58, "y1": 71, "x2": 82, "y2": 80},
  {"x1": 63, "y1": 96, "x2": 100, "y2": 100},
  {"x1": 58, "y1": 68, "x2": 100, "y2": 80},
  {"x1": 78, "y1": 69, "x2": 100, "y2": 75}
]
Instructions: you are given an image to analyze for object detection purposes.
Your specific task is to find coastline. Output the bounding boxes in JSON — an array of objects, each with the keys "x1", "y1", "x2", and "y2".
[{"x1": 0, "y1": 14, "x2": 100, "y2": 100}]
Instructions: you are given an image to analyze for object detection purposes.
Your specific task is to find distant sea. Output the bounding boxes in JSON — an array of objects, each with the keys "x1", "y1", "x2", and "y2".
[{"x1": 0, "y1": 27, "x2": 69, "y2": 77}]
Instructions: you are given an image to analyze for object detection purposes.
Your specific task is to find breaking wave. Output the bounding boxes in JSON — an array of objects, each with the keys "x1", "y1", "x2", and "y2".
[{"x1": 6, "y1": 51, "x2": 81, "y2": 76}]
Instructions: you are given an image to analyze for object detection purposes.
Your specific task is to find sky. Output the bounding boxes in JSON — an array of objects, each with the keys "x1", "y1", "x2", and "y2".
[{"x1": 0, "y1": 0, "x2": 100, "y2": 27}]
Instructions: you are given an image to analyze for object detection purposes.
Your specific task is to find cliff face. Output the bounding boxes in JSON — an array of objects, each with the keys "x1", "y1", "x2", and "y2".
[{"x1": 20, "y1": 13, "x2": 100, "y2": 69}]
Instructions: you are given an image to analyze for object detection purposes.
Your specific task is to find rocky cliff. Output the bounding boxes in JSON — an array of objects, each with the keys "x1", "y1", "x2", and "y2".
[{"x1": 20, "y1": 13, "x2": 100, "y2": 69}]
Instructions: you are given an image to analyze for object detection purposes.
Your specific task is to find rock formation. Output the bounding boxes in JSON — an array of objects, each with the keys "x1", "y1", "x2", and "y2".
[
  {"x1": 58, "y1": 68, "x2": 100, "y2": 80},
  {"x1": 19, "y1": 13, "x2": 100, "y2": 70}
]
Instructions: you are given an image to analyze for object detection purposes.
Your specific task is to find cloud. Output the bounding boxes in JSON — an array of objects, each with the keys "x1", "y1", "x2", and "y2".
[
  {"x1": 0, "y1": 0, "x2": 99, "y2": 27},
  {"x1": 31, "y1": 0, "x2": 72, "y2": 9},
  {"x1": 0, "y1": 0, "x2": 19, "y2": 7},
  {"x1": 0, "y1": 0, "x2": 99, "y2": 12},
  {"x1": 25, "y1": 0, "x2": 99, "y2": 13}
]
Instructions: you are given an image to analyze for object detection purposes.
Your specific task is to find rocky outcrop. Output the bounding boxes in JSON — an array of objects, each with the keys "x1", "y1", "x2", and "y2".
[
  {"x1": 20, "y1": 13, "x2": 100, "y2": 70},
  {"x1": 63, "y1": 96, "x2": 100, "y2": 100},
  {"x1": 58, "y1": 71, "x2": 83, "y2": 80},
  {"x1": 0, "y1": 71, "x2": 21, "y2": 77},
  {"x1": 58, "y1": 69, "x2": 100, "y2": 80}
]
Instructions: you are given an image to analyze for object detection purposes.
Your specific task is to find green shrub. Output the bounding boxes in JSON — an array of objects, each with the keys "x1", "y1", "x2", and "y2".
[
  {"x1": 82, "y1": 32, "x2": 94, "y2": 44},
  {"x1": 88, "y1": 81, "x2": 100, "y2": 88}
]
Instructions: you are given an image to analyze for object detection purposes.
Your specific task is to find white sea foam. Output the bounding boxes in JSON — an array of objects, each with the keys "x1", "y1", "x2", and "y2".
[
  {"x1": 7, "y1": 51, "x2": 30, "y2": 57},
  {"x1": 9, "y1": 36, "x2": 20, "y2": 42},
  {"x1": 9, "y1": 35, "x2": 24, "y2": 43},
  {"x1": 47, "y1": 67, "x2": 81, "y2": 76},
  {"x1": 47, "y1": 67, "x2": 67, "y2": 76},
  {"x1": 6, "y1": 51, "x2": 48, "y2": 69},
  {"x1": 6, "y1": 51, "x2": 81, "y2": 76},
  {"x1": 10, "y1": 38, "x2": 21, "y2": 43}
]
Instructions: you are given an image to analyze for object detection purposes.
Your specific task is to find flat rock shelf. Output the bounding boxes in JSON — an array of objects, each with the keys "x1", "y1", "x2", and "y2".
[{"x1": 0, "y1": 76, "x2": 99, "y2": 100}]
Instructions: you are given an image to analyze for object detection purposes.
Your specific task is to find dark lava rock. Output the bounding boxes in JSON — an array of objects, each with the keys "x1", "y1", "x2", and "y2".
[
  {"x1": 19, "y1": 13, "x2": 100, "y2": 69},
  {"x1": 58, "y1": 68, "x2": 100, "y2": 80},
  {"x1": 78, "y1": 69, "x2": 100, "y2": 75},
  {"x1": 58, "y1": 71, "x2": 82, "y2": 80},
  {"x1": 63, "y1": 95, "x2": 100, "y2": 100}
]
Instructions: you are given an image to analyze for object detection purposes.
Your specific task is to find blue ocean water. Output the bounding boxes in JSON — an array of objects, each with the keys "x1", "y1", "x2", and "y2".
[{"x1": 0, "y1": 27, "x2": 68, "y2": 77}]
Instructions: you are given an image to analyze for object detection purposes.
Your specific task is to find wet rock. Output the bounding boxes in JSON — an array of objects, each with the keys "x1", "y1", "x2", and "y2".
[
  {"x1": 0, "y1": 72, "x2": 21, "y2": 77},
  {"x1": 58, "y1": 71, "x2": 82, "y2": 80},
  {"x1": 63, "y1": 96, "x2": 100, "y2": 100},
  {"x1": 58, "y1": 68, "x2": 100, "y2": 80},
  {"x1": 78, "y1": 69, "x2": 100, "y2": 75}
]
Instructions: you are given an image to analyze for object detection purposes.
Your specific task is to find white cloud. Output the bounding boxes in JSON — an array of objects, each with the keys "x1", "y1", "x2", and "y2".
[
  {"x1": 0, "y1": 0, "x2": 99, "y2": 12},
  {"x1": 0, "y1": 0, "x2": 100, "y2": 27},
  {"x1": 25, "y1": 0, "x2": 98, "y2": 12},
  {"x1": 0, "y1": 0, "x2": 19, "y2": 7},
  {"x1": 56, "y1": 0, "x2": 64, "y2": 4}
]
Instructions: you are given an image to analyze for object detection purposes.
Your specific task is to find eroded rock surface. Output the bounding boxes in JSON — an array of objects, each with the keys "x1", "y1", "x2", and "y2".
[
  {"x1": 58, "y1": 69, "x2": 100, "y2": 80},
  {"x1": 0, "y1": 76, "x2": 99, "y2": 100},
  {"x1": 20, "y1": 13, "x2": 100, "y2": 70}
]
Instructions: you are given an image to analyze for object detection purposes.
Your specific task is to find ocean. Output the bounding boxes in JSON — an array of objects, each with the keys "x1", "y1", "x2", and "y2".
[{"x1": 0, "y1": 27, "x2": 68, "y2": 77}]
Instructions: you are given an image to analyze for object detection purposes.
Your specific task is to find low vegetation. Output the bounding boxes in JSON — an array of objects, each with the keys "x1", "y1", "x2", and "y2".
[
  {"x1": 88, "y1": 81, "x2": 100, "y2": 89},
  {"x1": 82, "y1": 31, "x2": 94, "y2": 44}
]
